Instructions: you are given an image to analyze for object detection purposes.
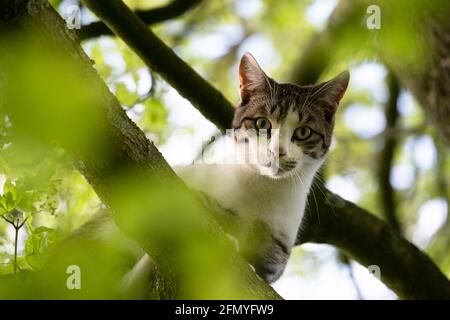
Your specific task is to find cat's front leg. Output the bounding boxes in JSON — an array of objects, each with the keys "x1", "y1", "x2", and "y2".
[
  {"x1": 255, "y1": 236, "x2": 291, "y2": 283},
  {"x1": 241, "y1": 220, "x2": 292, "y2": 283}
]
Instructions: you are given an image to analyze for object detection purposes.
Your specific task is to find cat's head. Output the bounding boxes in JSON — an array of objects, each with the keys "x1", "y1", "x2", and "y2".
[{"x1": 232, "y1": 53, "x2": 349, "y2": 179}]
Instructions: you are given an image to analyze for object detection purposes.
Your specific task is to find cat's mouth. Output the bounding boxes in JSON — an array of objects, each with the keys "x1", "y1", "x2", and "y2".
[
  {"x1": 260, "y1": 160, "x2": 297, "y2": 177},
  {"x1": 279, "y1": 161, "x2": 297, "y2": 171},
  {"x1": 276, "y1": 164, "x2": 296, "y2": 176}
]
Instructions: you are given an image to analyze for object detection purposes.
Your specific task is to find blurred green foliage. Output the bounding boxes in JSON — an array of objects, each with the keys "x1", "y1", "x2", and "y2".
[{"x1": 1, "y1": 0, "x2": 449, "y2": 299}]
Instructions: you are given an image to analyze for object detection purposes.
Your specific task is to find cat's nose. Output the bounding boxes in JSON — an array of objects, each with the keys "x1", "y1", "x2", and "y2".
[{"x1": 270, "y1": 147, "x2": 287, "y2": 158}]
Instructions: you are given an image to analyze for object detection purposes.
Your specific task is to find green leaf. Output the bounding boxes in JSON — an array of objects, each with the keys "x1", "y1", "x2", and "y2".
[
  {"x1": 0, "y1": 261, "x2": 14, "y2": 275},
  {"x1": 33, "y1": 226, "x2": 54, "y2": 234},
  {"x1": 115, "y1": 83, "x2": 138, "y2": 107},
  {"x1": 4, "y1": 191, "x2": 14, "y2": 208},
  {"x1": 16, "y1": 191, "x2": 36, "y2": 212},
  {"x1": 24, "y1": 227, "x2": 57, "y2": 270},
  {"x1": 139, "y1": 98, "x2": 168, "y2": 134},
  {"x1": 90, "y1": 45, "x2": 112, "y2": 79},
  {"x1": 3, "y1": 178, "x2": 16, "y2": 197},
  {"x1": 0, "y1": 197, "x2": 7, "y2": 213}
]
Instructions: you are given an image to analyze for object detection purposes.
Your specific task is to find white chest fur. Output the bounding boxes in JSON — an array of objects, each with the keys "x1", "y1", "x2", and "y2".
[{"x1": 175, "y1": 162, "x2": 319, "y2": 247}]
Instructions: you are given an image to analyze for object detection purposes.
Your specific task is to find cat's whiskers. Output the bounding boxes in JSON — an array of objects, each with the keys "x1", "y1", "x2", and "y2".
[
  {"x1": 297, "y1": 166, "x2": 321, "y2": 225},
  {"x1": 294, "y1": 163, "x2": 338, "y2": 218},
  {"x1": 299, "y1": 79, "x2": 331, "y2": 113},
  {"x1": 312, "y1": 177, "x2": 337, "y2": 218},
  {"x1": 213, "y1": 150, "x2": 273, "y2": 168},
  {"x1": 298, "y1": 87, "x2": 313, "y2": 115},
  {"x1": 291, "y1": 169, "x2": 315, "y2": 223}
]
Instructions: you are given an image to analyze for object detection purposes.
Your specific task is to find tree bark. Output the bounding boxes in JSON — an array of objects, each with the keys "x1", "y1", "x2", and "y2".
[
  {"x1": 82, "y1": 0, "x2": 233, "y2": 132},
  {"x1": 297, "y1": 190, "x2": 450, "y2": 299},
  {"x1": 0, "y1": 0, "x2": 280, "y2": 299},
  {"x1": 78, "y1": 0, "x2": 450, "y2": 299},
  {"x1": 387, "y1": 13, "x2": 450, "y2": 147}
]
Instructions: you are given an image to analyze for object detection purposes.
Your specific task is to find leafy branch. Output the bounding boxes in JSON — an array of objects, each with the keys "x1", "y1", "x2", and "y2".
[
  {"x1": 2, "y1": 0, "x2": 450, "y2": 299},
  {"x1": 80, "y1": 0, "x2": 450, "y2": 299},
  {"x1": 1, "y1": 210, "x2": 27, "y2": 274}
]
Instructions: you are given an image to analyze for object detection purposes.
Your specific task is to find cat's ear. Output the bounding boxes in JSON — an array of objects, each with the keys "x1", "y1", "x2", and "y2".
[
  {"x1": 238, "y1": 52, "x2": 270, "y2": 104},
  {"x1": 316, "y1": 71, "x2": 350, "y2": 113}
]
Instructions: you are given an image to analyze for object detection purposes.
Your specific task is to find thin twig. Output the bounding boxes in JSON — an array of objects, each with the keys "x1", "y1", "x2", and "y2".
[{"x1": 78, "y1": 0, "x2": 205, "y2": 40}]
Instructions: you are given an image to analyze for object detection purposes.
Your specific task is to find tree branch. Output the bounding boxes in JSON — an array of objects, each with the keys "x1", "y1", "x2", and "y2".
[
  {"x1": 430, "y1": 138, "x2": 450, "y2": 263},
  {"x1": 292, "y1": 0, "x2": 450, "y2": 147},
  {"x1": 78, "y1": 0, "x2": 205, "y2": 40},
  {"x1": 2, "y1": 0, "x2": 279, "y2": 299},
  {"x1": 79, "y1": 0, "x2": 450, "y2": 299},
  {"x1": 82, "y1": 0, "x2": 233, "y2": 132},
  {"x1": 289, "y1": 0, "x2": 358, "y2": 85},
  {"x1": 298, "y1": 189, "x2": 450, "y2": 299},
  {"x1": 4, "y1": 0, "x2": 449, "y2": 299},
  {"x1": 377, "y1": 71, "x2": 402, "y2": 233}
]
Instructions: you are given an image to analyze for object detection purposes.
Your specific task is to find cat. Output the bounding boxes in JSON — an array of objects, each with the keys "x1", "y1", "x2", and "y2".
[
  {"x1": 57, "y1": 53, "x2": 349, "y2": 294},
  {"x1": 173, "y1": 53, "x2": 349, "y2": 283}
]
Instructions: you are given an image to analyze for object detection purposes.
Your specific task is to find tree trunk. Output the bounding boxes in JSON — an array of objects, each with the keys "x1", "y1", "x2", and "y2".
[
  {"x1": 386, "y1": 14, "x2": 450, "y2": 146},
  {"x1": 1, "y1": 0, "x2": 449, "y2": 299}
]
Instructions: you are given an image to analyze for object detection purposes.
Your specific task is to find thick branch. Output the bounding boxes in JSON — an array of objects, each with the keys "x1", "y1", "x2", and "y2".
[
  {"x1": 4, "y1": 0, "x2": 449, "y2": 299},
  {"x1": 298, "y1": 190, "x2": 450, "y2": 299},
  {"x1": 78, "y1": 0, "x2": 450, "y2": 299},
  {"x1": 377, "y1": 72, "x2": 402, "y2": 232},
  {"x1": 2, "y1": 0, "x2": 279, "y2": 299},
  {"x1": 78, "y1": 0, "x2": 204, "y2": 40},
  {"x1": 289, "y1": 1, "x2": 450, "y2": 297},
  {"x1": 82, "y1": 0, "x2": 233, "y2": 132}
]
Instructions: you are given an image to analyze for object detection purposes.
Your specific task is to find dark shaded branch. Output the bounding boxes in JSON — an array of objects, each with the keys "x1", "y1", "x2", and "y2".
[
  {"x1": 82, "y1": 0, "x2": 233, "y2": 132},
  {"x1": 289, "y1": 0, "x2": 360, "y2": 85},
  {"x1": 0, "y1": 211, "x2": 27, "y2": 274},
  {"x1": 1, "y1": 215, "x2": 14, "y2": 225},
  {"x1": 293, "y1": 0, "x2": 450, "y2": 147},
  {"x1": 78, "y1": 0, "x2": 204, "y2": 40},
  {"x1": 435, "y1": 140, "x2": 450, "y2": 229},
  {"x1": 297, "y1": 190, "x2": 450, "y2": 299},
  {"x1": 2, "y1": 0, "x2": 279, "y2": 299},
  {"x1": 431, "y1": 138, "x2": 450, "y2": 262},
  {"x1": 79, "y1": 0, "x2": 450, "y2": 299},
  {"x1": 289, "y1": 0, "x2": 450, "y2": 297},
  {"x1": 390, "y1": 13, "x2": 450, "y2": 147},
  {"x1": 377, "y1": 72, "x2": 401, "y2": 233}
]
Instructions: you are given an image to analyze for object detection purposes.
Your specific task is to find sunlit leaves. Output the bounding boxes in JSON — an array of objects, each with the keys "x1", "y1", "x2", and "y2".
[
  {"x1": 139, "y1": 98, "x2": 169, "y2": 137},
  {"x1": 90, "y1": 44, "x2": 113, "y2": 79},
  {"x1": 24, "y1": 226, "x2": 58, "y2": 270},
  {"x1": 0, "y1": 33, "x2": 110, "y2": 162},
  {"x1": 0, "y1": 181, "x2": 16, "y2": 215},
  {"x1": 0, "y1": 0, "x2": 448, "y2": 298}
]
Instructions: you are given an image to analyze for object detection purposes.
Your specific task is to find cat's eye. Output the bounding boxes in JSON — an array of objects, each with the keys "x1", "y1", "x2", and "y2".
[
  {"x1": 293, "y1": 126, "x2": 312, "y2": 141},
  {"x1": 255, "y1": 117, "x2": 271, "y2": 130}
]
